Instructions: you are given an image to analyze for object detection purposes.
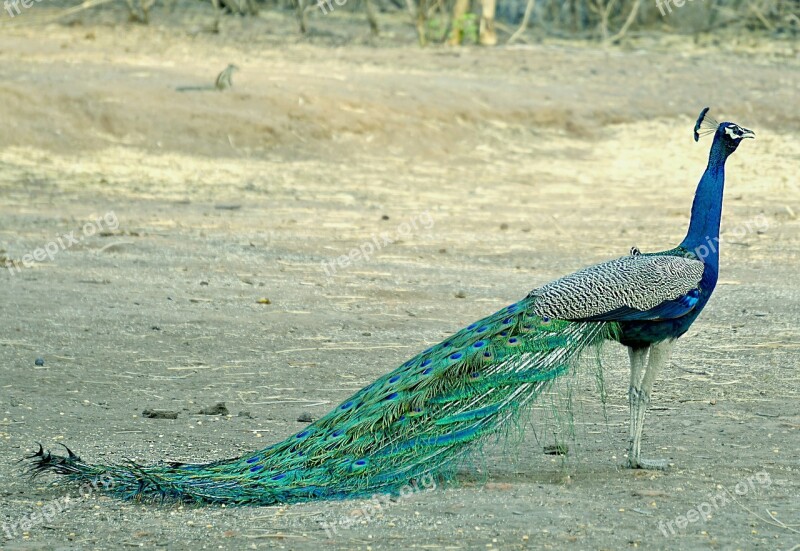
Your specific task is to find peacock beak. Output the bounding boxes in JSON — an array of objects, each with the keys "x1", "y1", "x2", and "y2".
[{"x1": 740, "y1": 127, "x2": 755, "y2": 139}]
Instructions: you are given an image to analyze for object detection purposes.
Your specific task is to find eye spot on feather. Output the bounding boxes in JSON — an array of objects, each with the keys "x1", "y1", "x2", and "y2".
[
  {"x1": 271, "y1": 473, "x2": 287, "y2": 480},
  {"x1": 502, "y1": 318, "x2": 513, "y2": 325},
  {"x1": 246, "y1": 456, "x2": 261, "y2": 464},
  {"x1": 331, "y1": 429, "x2": 345, "y2": 437},
  {"x1": 470, "y1": 372, "x2": 480, "y2": 378},
  {"x1": 483, "y1": 351, "x2": 492, "y2": 358},
  {"x1": 467, "y1": 323, "x2": 478, "y2": 330},
  {"x1": 340, "y1": 401, "x2": 354, "y2": 410},
  {"x1": 477, "y1": 326, "x2": 488, "y2": 333},
  {"x1": 472, "y1": 340, "x2": 485, "y2": 348},
  {"x1": 422, "y1": 367, "x2": 433, "y2": 375},
  {"x1": 384, "y1": 392, "x2": 399, "y2": 401},
  {"x1": 389, "y1": 375, "x2": 401, "y2": 383},
  {"x1": 421, "y1": 359, "x2": 432, "y2": 367},
  {"x1": 506, "y1": 304, "x2": 518, "y2": 312},
  {"x1": 250, "y1": 465, "x2": 264, "y2": 473},
  {"x1": 296, "y1": 430, "x2": 310, "y2": 439},
  {"x1": 355, "y1": 459, "x2": 367, "y2": 466},
  {"x1": 542, "y1": 317, "x2": 550, "y2": 323},
  {"x1": 499, "y1": 331, "x2": 509, "y2": 337},
  {"x1": 508, "y1": 337, "x2": 519, "y2": 345},
  {"x1": 449, "y1": 352, "x2": 463, "y2": 360}
]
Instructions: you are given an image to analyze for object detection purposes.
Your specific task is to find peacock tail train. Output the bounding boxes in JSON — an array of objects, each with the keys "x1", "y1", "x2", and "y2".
[{"x1": 29, "y1": 295, "x2": 617, "y2": 505}]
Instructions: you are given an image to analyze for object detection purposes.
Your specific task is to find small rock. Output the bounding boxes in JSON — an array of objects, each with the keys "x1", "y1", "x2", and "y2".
[
  {"x1": 381, "y1": 215, "x2": 390, "y2": 221},
  {"x1": 454, "y1": 290, "x2": 467, "y2": 299},
  {"x1": 34, "y1": 358, "x2": 45, "y2": 366},
  {"x1": 256, "y1": 298, "x2": 271, "y2": 305},
  {"x1": 151, "y1": 326, "x2": 160, "y2": 331},
  {"x1": 237, "y1": 411, "x2": 253, "y2": 419},
  {"x1": 199, "y1": 402, "x2": 229, "y2": 415},
  {"x1": 499, "y1": 223, "x2": 509, "y2": 230},
  {"x1": 439, "y1": 248, "x2": 447, "y2": 254},
  {"x1": 543, "y1": 444, "x2": 569, "y2": 456},
  {"x1": 297, "y1": 412, "x2": 314, "y2": 423},
  {"x1": 142, "y1": 409, "x2": 179, "y2": 419}
]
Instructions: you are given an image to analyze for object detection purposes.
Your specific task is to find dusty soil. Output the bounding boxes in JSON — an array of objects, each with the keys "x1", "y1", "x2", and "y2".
[{"x1": 0, "y1": 9, "x2": 798, "y2": 551}]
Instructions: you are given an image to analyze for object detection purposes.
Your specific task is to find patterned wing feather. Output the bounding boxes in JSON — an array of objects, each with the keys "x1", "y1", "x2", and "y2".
[{"x1": 531, "y1": 255, "x2": 704, "y2": 321}]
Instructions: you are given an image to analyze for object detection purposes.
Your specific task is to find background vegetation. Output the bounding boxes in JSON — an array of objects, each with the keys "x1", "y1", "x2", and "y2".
[{"x1": 3, "y1": 0, "x2": 798, "y2": 46}]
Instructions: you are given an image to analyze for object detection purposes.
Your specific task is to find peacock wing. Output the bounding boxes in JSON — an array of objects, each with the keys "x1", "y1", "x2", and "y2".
[{"x1": 531, "y1": 255, "x2": 705, "y2": 322}]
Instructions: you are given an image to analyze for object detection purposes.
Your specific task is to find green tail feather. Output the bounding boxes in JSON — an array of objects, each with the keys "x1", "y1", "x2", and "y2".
[{"x1": 27, "y1": 296, "x2": 618, "y2": 505}]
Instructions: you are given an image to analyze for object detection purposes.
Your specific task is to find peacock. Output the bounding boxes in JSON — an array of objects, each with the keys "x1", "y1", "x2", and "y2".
[{"x1": 28, "y1": 108, "x2": 754, "y2": 504}]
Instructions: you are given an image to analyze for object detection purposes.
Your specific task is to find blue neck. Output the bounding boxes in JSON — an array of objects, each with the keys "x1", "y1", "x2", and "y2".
[{"x1": 680, "y1": 136, "x2": 729, "y2": 268}]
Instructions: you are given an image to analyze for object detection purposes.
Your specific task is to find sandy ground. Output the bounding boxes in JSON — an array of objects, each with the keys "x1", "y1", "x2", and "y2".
[{"x1": 0, "y1": 9, "x2": 799, "y2": 551}]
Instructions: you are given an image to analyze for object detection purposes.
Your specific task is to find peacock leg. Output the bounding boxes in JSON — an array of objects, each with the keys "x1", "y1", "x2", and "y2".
[
  {"x1": 627, "y1": 346, "x2": 648, "y2": 467},
  {"x1": 627, "y1": 340, "x2": 674, "y2": 469}
]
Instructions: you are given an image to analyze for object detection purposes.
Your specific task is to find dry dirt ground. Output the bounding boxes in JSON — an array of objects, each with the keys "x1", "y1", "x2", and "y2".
[{"x1": 0, "y1": 9, "x2": 799, "y2": 551}]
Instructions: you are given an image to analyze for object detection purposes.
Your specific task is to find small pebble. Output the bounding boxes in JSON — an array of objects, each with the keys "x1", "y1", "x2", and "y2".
[
  {"x1": 297, "y1": 412, "x2": 314, "y2": 423},
  {"x1": 34, "y1": 358, "x2": 45, "y2": 366},
  {"x1": 455, "y1": 290, "x2": 467, "y2": 299},
  {"x1": 543, "y1": 444, "x2": 569, "y2": 456},
  {"x1": 199, "y1": 402, "x2": 229, "y2": 416},
  {"x1": 142, "y1": 409, "x2": 179, "y2": 420}
]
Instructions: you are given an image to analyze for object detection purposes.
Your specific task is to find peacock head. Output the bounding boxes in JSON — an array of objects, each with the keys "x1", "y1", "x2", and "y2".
[{"x1": 694, "y1": 107, "x2": 754, "y2": 156}]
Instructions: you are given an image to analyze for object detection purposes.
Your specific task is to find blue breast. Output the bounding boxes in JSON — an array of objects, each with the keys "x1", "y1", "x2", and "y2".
[{"x1": 618, "y1": 262, "x2": 718, "y2": 347}]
